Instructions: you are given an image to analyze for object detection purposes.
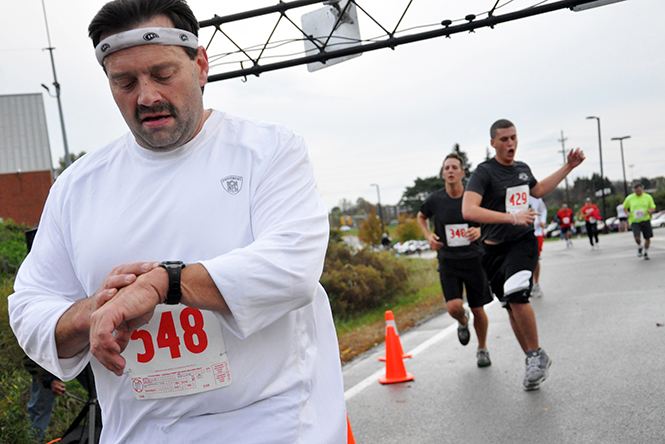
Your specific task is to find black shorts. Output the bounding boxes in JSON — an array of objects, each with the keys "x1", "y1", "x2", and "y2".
[
  {"x1": 632, "y1": 220, "x2": 653, "y2": 239},
  {"x1": 438, "y1": 256, "x2": 492, "y2": 309},
  {"x1": 561, "y1": 226, "x2": 572, "y2": 234},
  {"x1": 481, "y1": 234, "x2": 539, "y2": 307}
]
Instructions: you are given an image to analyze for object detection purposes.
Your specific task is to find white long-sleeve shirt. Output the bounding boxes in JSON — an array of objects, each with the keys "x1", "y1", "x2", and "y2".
[
  {"x1": 530, "y1": 196, "x2": 548, "y2": 237},
  {"x1": 9, "y1": 110, "x2": 345, "y2": 443}
]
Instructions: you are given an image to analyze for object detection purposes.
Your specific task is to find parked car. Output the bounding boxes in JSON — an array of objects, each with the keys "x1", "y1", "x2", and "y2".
[
  {"x1": 394, "y1": 239, "x2": 429, "y2": 255},
  {"x1": 545, "y1": 222, "x2": 561, "y2": 239},
  {"x1": 605, "y1": 217, "x2": 620, "y2": 232},
  {"x1": 651, "y1": 211, "x2": 665, "y2": 228}
]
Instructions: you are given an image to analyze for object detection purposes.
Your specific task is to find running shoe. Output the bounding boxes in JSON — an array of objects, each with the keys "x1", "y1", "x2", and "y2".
[
  {"x1": 523, "y1": 349, "x2": 552, "y2": 391},
  {"x1": 644, "y1": 252, "x2": 649, "y2": 260},
  {"x1": 477, "y1": 349, "x2": 491, "y2": 367},
  {"x1": 532, "y1": 283, "x2": 543, "y2": 298},
  {"x1": 638, "y1": 247, "x2": 643, "y2": 257},
  {"x1": 457, "y1": 309, "x2": 470, "y2": 346}
]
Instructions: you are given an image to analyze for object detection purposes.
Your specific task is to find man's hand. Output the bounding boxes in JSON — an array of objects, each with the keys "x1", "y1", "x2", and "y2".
[
  {"x1": 514, "y1": 209, "x2": 539, "y2": 226},
  {"x1": 50, "y1": 380, "x2": 66, "y2": 396},
  {"x1": 90, "y1": 262, "x2": 161, "y2": 318},
  {"x1": 56, "y1": 261, "x2": 160, "y2": 359},
  {"x1": 89, "y1": 267, "x2": 167, "y2": 376},
  {"x1": 567, "y1": 148, "x2": 585, "y2": 168},
  {"x1": 466, "y1": 227, "x2": 481, "y2": 242},
  {"x1": 427, "y1": 233, "x2": 444, "y2": 251}
]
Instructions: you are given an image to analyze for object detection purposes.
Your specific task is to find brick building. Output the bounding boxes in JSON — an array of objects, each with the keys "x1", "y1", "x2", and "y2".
[{"x1": 0, "y1": 93, "x2": 54, "y2": 227}]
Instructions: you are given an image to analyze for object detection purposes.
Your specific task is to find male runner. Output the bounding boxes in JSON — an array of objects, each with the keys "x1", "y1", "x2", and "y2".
[
  {"x1": 616, "y1": 202, "x2": 628, "y2": 232},
  {"x1": 580, "y1": 198, "x2": 601, "y2": 250},
  {"x1": 557, "y1": 203, "x2": 574, "y2": 248},
  {"x1": 418, "y1": 153, "x2": 493, "y2": 367},
  {"x1": 623, "y1": 183, "x2": 656, "y2": 259},
  {"x1": 462, "y1": 119, "x2": 585, "y2": 390}
]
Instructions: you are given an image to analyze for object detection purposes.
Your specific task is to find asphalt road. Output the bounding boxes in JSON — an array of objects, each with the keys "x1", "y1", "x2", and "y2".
[{"x1": 343, "y1": 230, "x2": 665, "y2": 444}]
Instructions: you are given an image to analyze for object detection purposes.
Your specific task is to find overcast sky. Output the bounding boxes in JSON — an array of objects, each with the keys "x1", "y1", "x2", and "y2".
[{"x1": 1, "y1": 0, "x2": 663, "y2": 211}]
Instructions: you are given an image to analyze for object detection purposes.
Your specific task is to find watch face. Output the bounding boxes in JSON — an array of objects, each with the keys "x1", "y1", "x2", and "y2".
[{"x1": 162, "y1": 261, "x2": 185, "y2": 268}]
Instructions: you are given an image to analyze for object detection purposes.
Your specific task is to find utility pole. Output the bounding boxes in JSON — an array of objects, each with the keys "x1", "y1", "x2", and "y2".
[
  {"x1": 558, "y1": 130, "x2": 570, "y2": 203},
  {"x1": 586, "y1": 116, "x2": 607, "y2": 225},
  {"x1": 41, "y1": 0, "x2": 71, "y2": 169},
  {"x1": 370, "y1": 183, "x2": 385, "y2": 235}
]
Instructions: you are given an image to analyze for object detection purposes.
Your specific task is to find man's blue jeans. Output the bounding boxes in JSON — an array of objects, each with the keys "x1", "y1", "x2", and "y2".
[{"x1": 28, "y1": 378, "x2": 56, "y2": 439}]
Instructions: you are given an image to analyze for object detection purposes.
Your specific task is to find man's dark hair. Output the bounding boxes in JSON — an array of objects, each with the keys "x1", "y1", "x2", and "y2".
[
  {"x1": 490, "y1": 119, "x2": 515, "y2": 140},
  {"x1": 88, "y1": 0, "x2": 199, "y2": 60},
  {"x1": 443, "y1": 152, "x2": 464, "y2": 169}
]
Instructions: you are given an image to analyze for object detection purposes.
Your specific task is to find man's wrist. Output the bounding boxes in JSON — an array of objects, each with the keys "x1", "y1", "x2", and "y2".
[{"x1": 159, "y1": 261, "x2": 186, "y2": 305}]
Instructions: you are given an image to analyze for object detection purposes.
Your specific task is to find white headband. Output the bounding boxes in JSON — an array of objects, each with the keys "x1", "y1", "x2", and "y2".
[{"x1": 95, "y1": 27, "x2": 198, "y2": 66}]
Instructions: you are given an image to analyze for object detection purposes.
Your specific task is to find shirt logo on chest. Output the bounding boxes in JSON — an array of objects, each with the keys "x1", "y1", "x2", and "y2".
[
  {"x1": 221, "y1": 175, "x2": 243, "y2": 195},
  {"x1": 518, "y1": 172, "x2": 530, "y2": 182}
]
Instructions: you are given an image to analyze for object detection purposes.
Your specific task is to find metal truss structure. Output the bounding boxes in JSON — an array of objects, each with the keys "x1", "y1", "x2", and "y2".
[{"x1": 199, "y1": 0, "x2": 624, "y2": 82}]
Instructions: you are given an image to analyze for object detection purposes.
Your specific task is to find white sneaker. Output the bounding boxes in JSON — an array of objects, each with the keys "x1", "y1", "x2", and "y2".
[
  {"x1": 532, "y1": 284, "x2": 543, "y2": 298},
  {"x1": 524, "y1": 349, "x2": 552, "y2": 391}
]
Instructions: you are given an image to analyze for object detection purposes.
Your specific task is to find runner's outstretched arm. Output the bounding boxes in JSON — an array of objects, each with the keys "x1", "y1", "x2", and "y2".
[{"x1": 531, "y1": 148, "x2": 585, "y2": 198}]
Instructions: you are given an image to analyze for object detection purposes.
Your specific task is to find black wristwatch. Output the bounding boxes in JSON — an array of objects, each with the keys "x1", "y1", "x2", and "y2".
[{"x1": 159, "y1": 261, "x2": 186, "y2": 305}]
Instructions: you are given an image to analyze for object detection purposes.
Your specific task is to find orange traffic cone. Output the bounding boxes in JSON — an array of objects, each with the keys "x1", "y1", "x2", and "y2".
[
  {"x1": 379, "y1": 324, "x2": 415, "y2": 384},
  {"x1": 378, "y1": 310, "x2": 412, "y2": 361},
  {"x1": 347, "y1": 414, "x2": 356, "y2": 444}
]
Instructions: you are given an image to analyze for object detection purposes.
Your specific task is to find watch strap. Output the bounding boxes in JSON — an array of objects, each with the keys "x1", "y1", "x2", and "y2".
[{"x1": 159, "y1": 261, "x2": 186, "y2": 305}]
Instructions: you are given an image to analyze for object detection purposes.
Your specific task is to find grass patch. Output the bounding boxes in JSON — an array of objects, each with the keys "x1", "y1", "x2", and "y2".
[{"x1": 336, "y1": 257, "x2": 444, "y2": 364}]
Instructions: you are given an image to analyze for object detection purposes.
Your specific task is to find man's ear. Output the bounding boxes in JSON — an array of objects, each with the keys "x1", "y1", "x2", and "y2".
[{"x1": 195, "y1": 46, "x2": 209, "y2": 87}]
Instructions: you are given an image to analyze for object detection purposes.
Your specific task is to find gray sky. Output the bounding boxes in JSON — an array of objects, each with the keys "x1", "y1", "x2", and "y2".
[{"x1": 1, "y1": 0, "x2": 663, "y2": 211}]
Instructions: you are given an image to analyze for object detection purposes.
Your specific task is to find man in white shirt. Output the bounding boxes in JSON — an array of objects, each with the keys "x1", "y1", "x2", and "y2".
[
  {"x1": 529, "y1": 196, "x2": 547, "y2": 298},
  {"x1": 8, "y1": 1, "x2": 345, "y2": 442}
]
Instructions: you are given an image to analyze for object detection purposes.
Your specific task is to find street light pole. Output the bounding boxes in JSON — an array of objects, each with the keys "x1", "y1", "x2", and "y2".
[
  {"x1": 370, "y1": 183, "x2": 385, "y2": 234},
  {"x1": 586, "y1": 116, "x2": 607, "y2": 222},
  {"x1": 41, "y1": 0, "x2": 71, "y2": 169},
  {"x1": 558, "y1": 130, "x2": 570, "y2": 203},
  {"x1": 611, "y1": 135, "x2": 631, "y2": 198}
]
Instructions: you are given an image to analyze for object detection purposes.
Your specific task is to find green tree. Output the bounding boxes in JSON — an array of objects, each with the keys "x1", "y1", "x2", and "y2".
[
  {"x1": 399, "y1": 143, "x2": 473, "y2": 214},
  {"x1": 399, "y1": 176, "x2": 445, "y2": 215},
  {"x1": 393, "y1": 213, "x2": 422, "y2": 243},
  {"x1": 357, "y1": 210, "x2": 382, "y2": 246},
  {"x1": 55, "y1": 151, "x2": 86, "y2": 177}
]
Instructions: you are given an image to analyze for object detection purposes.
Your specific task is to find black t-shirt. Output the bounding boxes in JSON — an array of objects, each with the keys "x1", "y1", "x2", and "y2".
[
  {"x1": 420, "y1": 188, "x2": 482, "y2": 259},
  {"x1": 466, "y1": 158, "x2": 538, "y2": 243}
]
